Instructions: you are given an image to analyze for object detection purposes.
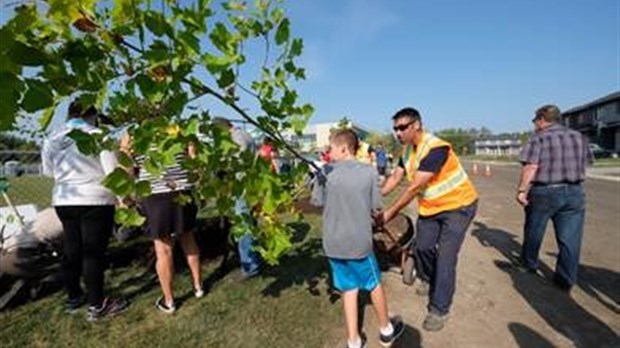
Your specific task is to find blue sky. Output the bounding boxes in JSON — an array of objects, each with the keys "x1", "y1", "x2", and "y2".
[{"x1": 283, "y1": 0, "x2": 619, "y2": 133}]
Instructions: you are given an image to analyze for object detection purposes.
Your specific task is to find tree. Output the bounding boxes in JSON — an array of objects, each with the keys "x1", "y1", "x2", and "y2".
[
  {"x1": 435, "y1": 128, "x2": 475, "y2": 155},
  {"x1": 0, "y1": 0, "x2": 315, "y2": 264}
]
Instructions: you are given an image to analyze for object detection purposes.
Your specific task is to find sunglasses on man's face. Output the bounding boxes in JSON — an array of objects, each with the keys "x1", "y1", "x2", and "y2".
[{"x1": 393, "y1": 122, "x2": 414, "y2": 132}]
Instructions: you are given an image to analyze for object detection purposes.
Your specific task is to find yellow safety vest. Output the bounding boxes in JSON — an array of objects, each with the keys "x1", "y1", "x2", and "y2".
[
  {"x1": 402, "y1": 133, "x2": 478, "y2": 216},
  {"x1": 356, "y1": 141, "x2": 373, "y2": 164}
]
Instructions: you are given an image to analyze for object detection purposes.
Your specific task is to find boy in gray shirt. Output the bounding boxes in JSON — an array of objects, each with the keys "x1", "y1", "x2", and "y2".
[{"x1": 311, "y1": 129, "x2": 404, "y2": 348}]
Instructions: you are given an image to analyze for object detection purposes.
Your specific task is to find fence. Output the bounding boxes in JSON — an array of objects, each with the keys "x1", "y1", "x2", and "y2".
[{"x1": 0, "y1": 150, "x2": 53, "y2": 209}]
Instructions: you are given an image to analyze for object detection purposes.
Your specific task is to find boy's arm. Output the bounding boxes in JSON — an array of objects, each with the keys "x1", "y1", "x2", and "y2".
[
  {"x1": 370, "y1": 170, "x2": 382, "y2": 211},
  {"x1": 310, "y1": 170, "x2": 327, "y2": 208}
]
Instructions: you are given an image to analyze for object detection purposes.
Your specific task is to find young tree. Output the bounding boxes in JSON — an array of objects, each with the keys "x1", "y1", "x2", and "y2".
[{"x1": 0, "y1": 0, "x2": 315, "y2": 264}]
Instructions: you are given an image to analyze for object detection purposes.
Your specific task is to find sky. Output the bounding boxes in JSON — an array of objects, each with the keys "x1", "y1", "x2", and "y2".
[{"x1": 281, "y1": 0, "x2": 620, "y2": 133}]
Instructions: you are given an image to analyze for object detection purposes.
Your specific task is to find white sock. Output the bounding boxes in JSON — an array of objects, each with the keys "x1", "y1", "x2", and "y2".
[
  {"x1": 380, "y1": 322, "x2": 394, "y2": 336},
  {"x1": 347, "y1": 336, "x2": 362, "y2": 348}
]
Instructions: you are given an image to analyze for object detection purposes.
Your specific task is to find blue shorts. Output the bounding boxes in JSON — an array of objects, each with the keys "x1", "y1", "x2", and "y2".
[{"x1": 328, "y1": 254, "x2": 381, "y2": 292}]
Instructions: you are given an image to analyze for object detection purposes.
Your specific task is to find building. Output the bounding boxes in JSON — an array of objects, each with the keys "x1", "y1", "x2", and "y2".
[
  {"x1": 285, "y1": 122, "x2": 370, "y2": 153},
  {"x1": 474, "y1": 137, "x2": 522, "y2": 156},
  {"x1": 561, "y1": 91, "x2": 620, "y2": 152}
]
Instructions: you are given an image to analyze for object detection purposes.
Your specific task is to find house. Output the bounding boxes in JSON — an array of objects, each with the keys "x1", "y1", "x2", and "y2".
[
  {"x1": 285, "y1": 122, "x2": 370, "y2": 153},
  {"x1": 561, "y1": 91, "x2": 620, "y2": 152},
  {"x1": 474, "y1": 137, "x2": 522, "y2": 156}
]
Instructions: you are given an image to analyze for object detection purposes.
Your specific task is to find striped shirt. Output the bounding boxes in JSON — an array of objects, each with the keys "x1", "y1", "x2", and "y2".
[
  {"x1": 135, "y1": 153, "x2": 192, "y2": 194},
  {"x1": 519, "y1": 124, "x2": 591, "y2": 184}
]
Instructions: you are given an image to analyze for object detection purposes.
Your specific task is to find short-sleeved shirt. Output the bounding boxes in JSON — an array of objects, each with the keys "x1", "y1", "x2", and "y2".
[
  {"x1": 519, "y1": 124, "x2": 591, "y2": 184},
  {"x1": 398, "y1": 146, "x2": 449, "y2": 175},
  {"x1": 375, "y1": 149, "x2": 388, "y2": 167},
  {"x1": 310, "y1": 160, "x2": 382, "y2": 259}
]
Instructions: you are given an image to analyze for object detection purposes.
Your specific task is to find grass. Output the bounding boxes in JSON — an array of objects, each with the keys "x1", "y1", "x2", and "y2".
[
  {"x1": 592, "y1": 157, "x2": 620, "y2": 167},
  {"x1": 0, "y1": 213, "x2": 344, "y2": 348},
  {"x1": 1, "y1": 176, "x2": 53, "y2": 208}
]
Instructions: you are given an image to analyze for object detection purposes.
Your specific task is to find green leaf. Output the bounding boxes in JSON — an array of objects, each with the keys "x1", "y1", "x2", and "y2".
[
  {"x1": 115, "y1": 207, "x2": 146, "y2": 227},
  {"x1": 39, "y1": 102, "x2": 58, "y2": 130},
  {"x1": 22, "y1": 79, "x2": 54, "y2": 113},
  {"x1": 67, "y1": 129, "x2": 98, "y2": 155},
  {"x1": 145, "y1": 11, "x2": 173, "y2": 38},
  {"x1": 116, "y1": 151, "x2": 134, "y2": 168},
  {"x1": 112, "y1": 0, "x2": 142, "y2": 28},
  {"x1": 210, "y1": 23, "x2": 235, "y2": 54},
  {"x1": 203, "y1": 54, "x2": 238, "y2": 74},
  {"x1": 217, "y1": 69, "x2": 235, "y2": 88},
  {"x1": 8, "y1": 41, "x2": 50, "y2": 67},
  {"x1": 290, "y1": 38, "x2": 303, "y2": 57},
  {"x1": 135, "y1": 181, "x2": 152, "y2": 197},
  {"x1": 102, "y1": 168, "x2": 135, "y2": 197},
  {"x1": 275, "y1": 18, "x2": 289, "y2": 46},
  {"x1": 177, "y1": 30, "x2": 201, "y2": 55}
]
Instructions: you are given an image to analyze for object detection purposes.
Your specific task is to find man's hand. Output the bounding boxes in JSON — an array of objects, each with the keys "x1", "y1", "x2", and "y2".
[{"x1": 516, "y1": 191, "x2": 528, "y2": 207}]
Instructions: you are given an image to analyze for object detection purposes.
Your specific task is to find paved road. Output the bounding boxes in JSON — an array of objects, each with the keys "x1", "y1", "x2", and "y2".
[{"x1": 359, "y1": 163, "x2": 620, "y2": 348}]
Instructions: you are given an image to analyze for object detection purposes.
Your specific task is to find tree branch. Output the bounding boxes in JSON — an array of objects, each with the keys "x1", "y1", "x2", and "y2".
[{"x1": 182, "y1": 77, "x2": 320, "y2": 171}]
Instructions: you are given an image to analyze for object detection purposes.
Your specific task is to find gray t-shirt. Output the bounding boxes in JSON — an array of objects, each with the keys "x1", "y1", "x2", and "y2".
[{"x1": 311, "y1": 160, "x2": 382, "y2": 259}]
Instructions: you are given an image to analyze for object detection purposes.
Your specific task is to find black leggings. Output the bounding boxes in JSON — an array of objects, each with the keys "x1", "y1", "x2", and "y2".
[{"x1": 55, "y1": 205, "x2": 115, "y2": 307}]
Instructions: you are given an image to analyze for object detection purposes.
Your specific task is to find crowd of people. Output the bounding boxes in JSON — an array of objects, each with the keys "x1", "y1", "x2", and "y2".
[{"x1": 41, "y1": 100, "x2": 590, "y2": 348}]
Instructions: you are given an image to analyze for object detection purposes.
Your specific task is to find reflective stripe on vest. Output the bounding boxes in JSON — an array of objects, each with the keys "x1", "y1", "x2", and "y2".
[{"x1": 420, "y1": 165, "x2": 468, "y2": 199}]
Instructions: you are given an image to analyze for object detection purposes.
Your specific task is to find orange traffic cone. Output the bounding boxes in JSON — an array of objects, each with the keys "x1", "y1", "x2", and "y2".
[
  {"x1": 484, "y1": 164, "x2": 492, "y2": 177},
  {"x1": 472, "y1": 163, "x2": 479, "y2": 175}
]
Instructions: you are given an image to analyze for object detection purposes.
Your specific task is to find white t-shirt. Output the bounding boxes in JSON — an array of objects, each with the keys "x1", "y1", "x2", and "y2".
[{"x1": 42, "y1": 119, "x2": 118, "y2": 206}]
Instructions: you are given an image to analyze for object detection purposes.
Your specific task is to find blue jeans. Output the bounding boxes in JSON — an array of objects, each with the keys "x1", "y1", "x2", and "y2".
[
  {"x1": 521, "y1": 184, "x2": 585, "y2": 285},
  {"x1": 414, "y1": 201, "x2": 477, "y2": 315},
  {"x1": 235, "y1": 198, "x2": 261, "y2": 276}
]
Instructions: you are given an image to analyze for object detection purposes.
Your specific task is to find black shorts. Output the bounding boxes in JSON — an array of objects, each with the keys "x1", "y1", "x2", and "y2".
[
  {"x1": 377, "y1": 166, "x2": 387, "y2": 176},
  {"x1": 142, "y1": 191, "x2": 197, "y2": 239}
]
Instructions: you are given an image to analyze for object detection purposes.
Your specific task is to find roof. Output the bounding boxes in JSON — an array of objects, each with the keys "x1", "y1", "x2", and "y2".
[{"x1": 563, "y1": 91, "x2": 620, "y2": 115}]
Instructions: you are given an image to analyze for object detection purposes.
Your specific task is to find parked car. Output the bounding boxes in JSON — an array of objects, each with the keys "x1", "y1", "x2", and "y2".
[
  {"x1": 589, "y1": 144, "x2": 613, "y2": 159},
  {"x1": 3, "y1": 161, "x2": 24, "y2": 177}
]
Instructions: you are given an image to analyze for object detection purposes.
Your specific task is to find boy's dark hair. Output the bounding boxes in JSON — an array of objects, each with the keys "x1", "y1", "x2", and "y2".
[
  {"x1": 330, "y1": 128, "x2": 359, "y2": 154},
  {"x1": 392, "y1": 107, "x2": 422, "y2": 123},
  {"x1": 68, "y1": 101, "x2": 99, "y2": 120}
]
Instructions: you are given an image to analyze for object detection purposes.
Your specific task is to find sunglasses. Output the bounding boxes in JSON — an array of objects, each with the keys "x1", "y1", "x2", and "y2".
[
  {"x1": 532, "y1": 117, "x2": 541, "y2": 123},
  {"x1": 393, "y1": 122, "x2": 414, "y2": 132}
]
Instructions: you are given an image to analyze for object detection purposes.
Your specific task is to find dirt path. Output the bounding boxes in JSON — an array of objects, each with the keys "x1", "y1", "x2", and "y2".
[{"x1": 358, "y1": 167, "x2": 620, "y2": 348}]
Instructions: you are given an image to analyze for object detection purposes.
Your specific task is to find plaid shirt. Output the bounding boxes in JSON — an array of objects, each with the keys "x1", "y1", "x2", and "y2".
[{"x1": 519, "y1": 124, "x2": 592, "y2": 184}]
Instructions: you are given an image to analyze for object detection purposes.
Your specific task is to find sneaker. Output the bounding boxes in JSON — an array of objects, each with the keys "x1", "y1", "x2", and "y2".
[
  {"x1": 345, "y1": 334, "x2": 368, "y2": 348},
  {"x1": 65, "y1": 295, "x2": 86, "y2": 314},
  {"x1": 422, "y1": 311, "x2": 449, "y2": 332},
  {"x1": 155, "y1": 297, "x2": 176, "y2": 314},
  {"x1": 194, "y1": 287, "x2": 205, "y2": 298},
  {"x1": 416, "y1": 281, "x2": 430, "y2": 296},
  {"x1": 87, "y1": 297, "x2": 129, "y2": 321},
  {"x1": 379, "y1": 317, "x2": 405, "y2": 347}
]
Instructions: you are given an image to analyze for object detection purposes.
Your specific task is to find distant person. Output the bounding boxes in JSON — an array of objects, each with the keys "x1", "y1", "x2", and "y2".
[
  {"x1": 120, "y1": 131, "x2": 203, "y2": 314},
  {"x1": 312, "y1": 129, "x2": 405, "y2": 348},
  {"x1": 375, "y1": 144, "x2": 388, "y2": 177},
  {"x1": 516, "y1": 105, "x2": 592, "y2": 291},
  {"x1": 379, "y1": 107, "x2": 478, "y2": 331},
  {"x1": 42, "y1": 101, "x2": 128, "y2": 321},
  {"x1": 212, "y1": 118, "x2": 262, "y2": 280},
  {"x1": 356, "y1": 140, "x2": 375, "y2": 165},
  {"x1": 258, "y1": 137, "x2": 278, "y2": 172}
]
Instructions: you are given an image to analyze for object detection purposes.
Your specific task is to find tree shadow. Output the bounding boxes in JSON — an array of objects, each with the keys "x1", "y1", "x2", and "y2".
[
  {"x1": 508, "y1": 322, "x2": 556, "y2": 348},
  {"x1": 471, "y1": 221, "x2": 619, "y2": 348},
  {"x1": 260, "y1": 237, "x2": 330, "y2": 298}
]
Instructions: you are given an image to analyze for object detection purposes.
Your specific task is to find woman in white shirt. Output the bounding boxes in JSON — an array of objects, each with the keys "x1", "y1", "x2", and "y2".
[{"x1": 42, "y1": 101, "x2": 127, "y2": 321}]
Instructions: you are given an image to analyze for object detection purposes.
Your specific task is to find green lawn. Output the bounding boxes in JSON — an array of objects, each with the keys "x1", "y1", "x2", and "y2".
[
  {"x1": 1, "y1": 176, "x2": 53, "y2": 208},
  {"x1": 0, "y1": 213, "x2": 344, "y2": 348}
]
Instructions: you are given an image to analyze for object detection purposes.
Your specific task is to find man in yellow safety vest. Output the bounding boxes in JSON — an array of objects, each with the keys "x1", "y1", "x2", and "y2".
[{"x1": 379, "y1": 107, "x2": 478, "y2": 332}]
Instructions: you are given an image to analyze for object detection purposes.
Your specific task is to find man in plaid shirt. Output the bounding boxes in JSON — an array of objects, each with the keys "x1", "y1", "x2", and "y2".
[{"x1": 516, "y1": 104, "x2": 592, "y2": 292}]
